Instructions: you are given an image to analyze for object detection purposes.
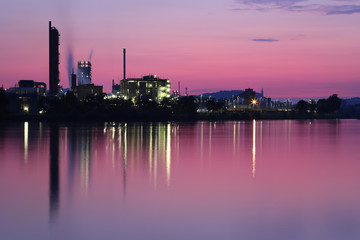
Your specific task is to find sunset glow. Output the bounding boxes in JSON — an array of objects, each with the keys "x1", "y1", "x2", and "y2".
[{"x1": 1, "y1": 0, "x2": 359, "y2": 97}]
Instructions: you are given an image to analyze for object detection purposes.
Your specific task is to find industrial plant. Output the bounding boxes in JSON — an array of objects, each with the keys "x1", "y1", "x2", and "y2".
[{"x1": 0, "y1": 21, "x2": 347, "y2": 119}]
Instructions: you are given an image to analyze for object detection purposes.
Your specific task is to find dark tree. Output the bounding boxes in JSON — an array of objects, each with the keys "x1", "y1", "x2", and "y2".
[
  {"x1": 44, "y1": 96, "x2": 65, "y2": 113},
  {"x1": 217, "y1": 98, "x2": 226, "y2": 112},
  {"x1": 206, "y1": 98, "x2": 217, "y2": 112},
  {"x1": 79, "y1": 94, "x2": 105, "y2": 112},
  {"x1": 295, "y1": 100, "x2": 309, "y2": 114},
  {"x1": 0, "y1": 88, "x2": 8, "y2": 113},
  {"x1": 175, "y1": 96, "x2": 198, "y2": 114},
  {"x1": 317, "y1": 94, "x2": 341, "y2": 114},
  {"x1": 308, "y1": 99, "x2": 317, "y2": 114},
  {"x1": 327, "y1": 94, "x2": 342, "y2": 113},
  {"x1": 137, "y1": 98, "x2": 159, "y2": 111},
  {"x1": 105, "y1": 98, "x2": 134, "y2": 112},
  {"x1": 206, "y1": 98, "x2": 225, "y2": 112},
  {"x1": 159, "y1": 98, "x2": 173, "y2": 112},
  {"x1": 64, "y1": 91, "x2": 78, "y2": 110}
]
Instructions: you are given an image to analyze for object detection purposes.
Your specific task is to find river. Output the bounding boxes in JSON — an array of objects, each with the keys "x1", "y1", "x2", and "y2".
[{"x1": 0, "y1": 120, "x2": 359, "y2": 239}]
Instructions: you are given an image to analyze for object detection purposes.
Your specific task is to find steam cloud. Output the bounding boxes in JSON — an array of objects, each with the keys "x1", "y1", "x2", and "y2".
[
  {"x1": 88, "y1": 49, "x2": 94, "y2": 61},
  {"x1": 67, "y1": 48, "x2": 74, "y2": 88}
]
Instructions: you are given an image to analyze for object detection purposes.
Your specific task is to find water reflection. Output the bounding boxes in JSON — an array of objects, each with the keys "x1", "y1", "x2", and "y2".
[
  {"x1": 166, "y1": 123, "x2": 171, "y2": 186},
  {"x1": 49, "y1": 125, "x2": 59, "y2": 221},
  {"x1": 101, "y1": 122, "x2": 174, "y2": 191},
  {"x1": 252, "y1": 119, "x2": 256, "y2": 177},
  {"x1": 121, "y1": 123, "x2": 127, "y2": 195},
  {"x1": 79, "y1": 127, "x2": 92, "y2": 193},
  {"x1": 24, "y1": 122, "x2": 28, "y2": 163},
  {"x1": 1, "y1": 120, "x2": 360, "y2": 240}
]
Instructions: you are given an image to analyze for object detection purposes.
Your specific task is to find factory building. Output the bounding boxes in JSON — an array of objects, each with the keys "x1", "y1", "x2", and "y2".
[
  {"x1": 6, "y1": 80, "x2": 46, "y2": 114},
  {"x1": 120, "y1": 75, "x2": 170, "y2": 103},
  {"x1": 72, "y1": 84, "x2": 103, "y2": 100},
  {"x1": 78, "y1": 61, "x2": 92, "y2": 85},
  {"x1": 49, "y1": 21, "x2": 60, "y2": 95},
  {"x1": 112, "y1": 80, "x2": 120, "y2": 95},
  {"x1": 228, "y1": 88, "x2": 257, "y2": 109}
]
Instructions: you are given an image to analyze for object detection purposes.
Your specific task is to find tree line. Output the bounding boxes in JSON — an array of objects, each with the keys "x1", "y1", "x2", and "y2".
[{"x1": 294, "y1": 94, "x2": 341, "y2": 115}]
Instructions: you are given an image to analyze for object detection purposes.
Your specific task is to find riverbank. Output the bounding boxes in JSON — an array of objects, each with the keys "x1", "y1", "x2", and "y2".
[{"x1": 0, "y1": 110, "x2": 353, "y2": 122}]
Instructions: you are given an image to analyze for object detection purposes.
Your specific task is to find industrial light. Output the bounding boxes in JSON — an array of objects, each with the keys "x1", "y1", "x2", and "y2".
[{"x1": 251, "y1": 98, "x2": 258, "y2": 106}]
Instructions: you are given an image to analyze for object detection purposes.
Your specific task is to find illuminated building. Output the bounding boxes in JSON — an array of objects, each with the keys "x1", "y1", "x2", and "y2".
[
  {"x1": 120, "y1": 75, "x2": 170, "y2": 103},
  {"x1": 78, "y1": 61, "x2": 92, "y2": 85},
  {"x1": 49, "y1": 21, "x2": 60, "y2": 95}
]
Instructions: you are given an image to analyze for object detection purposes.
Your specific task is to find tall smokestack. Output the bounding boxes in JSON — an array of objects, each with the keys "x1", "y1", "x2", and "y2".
[
  {"x1": 49, "y1": 21, "x2": 60, "y2": 95},
  {"x1": 123, "y1": 48, "x2": 126, "y2": 80}
]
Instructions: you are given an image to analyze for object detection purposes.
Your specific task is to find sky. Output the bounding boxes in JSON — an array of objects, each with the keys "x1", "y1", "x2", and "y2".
[{"x1": 0, "y1": 0, "x2": 359, "y2": 98}]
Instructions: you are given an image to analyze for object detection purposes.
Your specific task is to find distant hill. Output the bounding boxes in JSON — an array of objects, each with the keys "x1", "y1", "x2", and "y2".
[
  {"x1": 194, "y1": 90, "x2": 244, "y2": 100},
  {"x1": 193, "y1": 90, "x2": 266, "y2": 100},
  {"x1": 343, "y1": 97, "x2": 360, "y2": 105}
]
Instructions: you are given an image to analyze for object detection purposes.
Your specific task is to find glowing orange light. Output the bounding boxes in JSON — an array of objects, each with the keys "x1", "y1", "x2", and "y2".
[{"x1": 251, "y1": 98, "x2": 258, "y2": 106}]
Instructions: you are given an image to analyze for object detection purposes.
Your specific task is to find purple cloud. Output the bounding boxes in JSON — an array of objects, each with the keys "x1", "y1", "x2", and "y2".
[
  {"x1": 252, "y1": 38, "x2": 279, "y2": 42},
  {"x1": 325, "y1": 5, "x2": 360, "y2": 14},
  {"x1": 234, "y1": 0, "x2": 360, "y2": 15}
]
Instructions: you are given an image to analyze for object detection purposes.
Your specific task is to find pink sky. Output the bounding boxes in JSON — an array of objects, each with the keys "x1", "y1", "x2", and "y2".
[{"x1": 0, "y1": 0, "x2": 359, "y2": 98}]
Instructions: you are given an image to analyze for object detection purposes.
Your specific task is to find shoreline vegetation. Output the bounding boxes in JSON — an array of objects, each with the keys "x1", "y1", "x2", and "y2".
[{"x1": 1, "y1": 92, "x2": 358, "y2": 122}]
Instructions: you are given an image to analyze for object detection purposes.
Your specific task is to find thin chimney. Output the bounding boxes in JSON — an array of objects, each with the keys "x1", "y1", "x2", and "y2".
[{"x1": 123, "y1": 48, "x2": 126, "y2": 80}]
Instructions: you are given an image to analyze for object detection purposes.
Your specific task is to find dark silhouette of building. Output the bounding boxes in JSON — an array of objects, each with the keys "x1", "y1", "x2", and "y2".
[
  {"x1": 227, "y1": 88, "x2": 257, "y2": 109},
  {"x1": 49, "y1": 21, "x2": 60, "y2": 95},
  {"x1": 112, "y1": 79, "x2": 120, "y2": 95},
  {"x1": 71, "y1": 69, "x2": 76, "y2": 90},
  {"x1": 242, "y1": 88, "x2": 256, "y2": 105},
  {"x1": 6, "y1": 80, "x2": 46, "y2": 114},
  {"x1": 72, "y1": 84, "x2": 103, "y2": 100}
]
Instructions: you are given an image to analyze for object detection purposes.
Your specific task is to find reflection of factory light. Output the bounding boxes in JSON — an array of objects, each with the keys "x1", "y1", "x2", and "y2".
[
  {"x1": 252, "y1": 120, "x2": 256, "y2": 178},
  {"x1": 166, "y1": 123, "x2": 171, "y2": 187},
  {"x1": 24, "y1": 121, "x2": 28, "y2": 163}
]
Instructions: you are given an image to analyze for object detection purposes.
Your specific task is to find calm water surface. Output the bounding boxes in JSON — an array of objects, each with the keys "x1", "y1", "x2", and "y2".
[{"x1": 0, "y1": 120, "x2": 360, "y2": 240}]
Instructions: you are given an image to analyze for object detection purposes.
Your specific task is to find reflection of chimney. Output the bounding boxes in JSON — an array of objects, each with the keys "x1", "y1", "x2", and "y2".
[
  {"x1": 49, "y1": 125, "x2": 59, "y2": 221},
  {"x1": 123, "y1": 48, "x2": 126, "y2": 80}
]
